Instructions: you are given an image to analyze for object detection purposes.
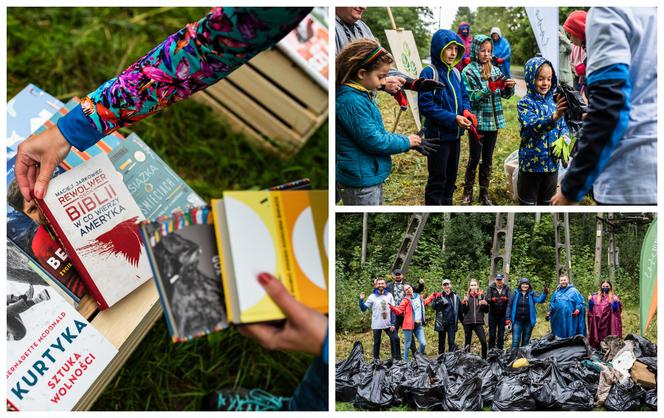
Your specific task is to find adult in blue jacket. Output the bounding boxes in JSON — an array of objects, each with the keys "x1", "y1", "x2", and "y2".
[
  {"x1": 547, "y1": 275, "x2": 587, "y2": 338},
  {"x1": 490, "y1": 27, "x2": 511, "y2": 78},
  {"x1": 506, "y1": 278, "x2": 548, "y2": 349},
  {"x1": 418, "y1": 29, "x2": 472, "y2": 205}
]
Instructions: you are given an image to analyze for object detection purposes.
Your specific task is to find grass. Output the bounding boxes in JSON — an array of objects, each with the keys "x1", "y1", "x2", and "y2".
[
  {"x1": 335, "y1": 306, "x2": 657, "y2": 411},
  {"x1": 8, "y1": 7, "x2": 327, "y2": 410},
  {"x1": 379, "y1": 82, "x2": 592, "y2": 206}
]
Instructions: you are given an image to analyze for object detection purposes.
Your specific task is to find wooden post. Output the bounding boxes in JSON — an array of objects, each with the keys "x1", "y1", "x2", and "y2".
[
  {"x1": 386, "y1": 7, "x2": 406, "y2": 133},
  {"x1": 594, "y1": 213, "x2": 604, "y2": 285},
  {"x1": 361, "y1": 213, "x2": 368, "y2": 266},
  {"x1": 387, "y1": 7, "x2": 397, "y2": 30}
]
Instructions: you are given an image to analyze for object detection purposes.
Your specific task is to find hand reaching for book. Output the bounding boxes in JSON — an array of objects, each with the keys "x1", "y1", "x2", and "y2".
[
  {"x1": 15, "y1": 125, "x2": 72, "y2": 201},
  {"x1": 238, "y1": 272, "x2": 327, "y2": 356}
]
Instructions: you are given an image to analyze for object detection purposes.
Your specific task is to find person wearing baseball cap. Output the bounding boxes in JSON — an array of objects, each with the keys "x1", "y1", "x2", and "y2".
[
  {"x1": 431, "y1": 278, "x2": 463, "y2": 354},
  {"x1": 486, "y1": 273, "x2": 511, "y2": 350},
  {"x1": 506, "y1": 278, "x2": 548, "y2": 349},
  {"x1": 386, "y1": 268, "x2": 424, "y2": 358}
]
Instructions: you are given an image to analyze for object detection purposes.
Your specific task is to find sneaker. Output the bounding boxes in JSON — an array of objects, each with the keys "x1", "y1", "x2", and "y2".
[
  {"x1": 33, "y1": 289, "x2": 50, "y2": 304},
  {"x1": 201, "y1": 387, "x2": 290, "y2": 411}
]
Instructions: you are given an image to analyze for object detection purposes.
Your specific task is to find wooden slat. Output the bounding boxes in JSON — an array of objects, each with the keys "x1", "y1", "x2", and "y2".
[
  {"x1": 250, "y1": 49, "x2": 327, "y2": 114},
  {"x1": 228, "y1": 65, "x2": 317, "y2": 135},
  {"x1": 204, "y1": 82, "x2": 301, "y2": 147}
]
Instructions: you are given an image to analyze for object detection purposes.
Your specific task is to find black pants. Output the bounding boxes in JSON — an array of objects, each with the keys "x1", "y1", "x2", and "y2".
[
  {"x1": 464, "y1": 130, "x2": 498, "y2": 193},
  {"x1": 372, "y1": 328, "x2": 401, "y2": 360},
  {"x1": 395, "y1": 314, "x2": 417, "y2": 357},
  {"x1": 463, "y1": 323, "x2": 487, "y2": 358},
  {"x1": 517, "y1": 171, "x2": 557, "y2": 205},
  {"x1": 487, "y1": 312, "x2": 506, "y2": 350},
  {"x1": 425, "y1": 139, "x2": 460, "y2": 205},
  {"x1": 437, "y1": 327, "x2": 457, "y2": 354}
]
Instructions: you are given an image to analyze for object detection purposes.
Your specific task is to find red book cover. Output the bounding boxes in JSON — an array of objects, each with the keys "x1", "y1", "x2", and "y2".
[{"x1": 34, "y1": 153, "x2": 152, "y2": 309}]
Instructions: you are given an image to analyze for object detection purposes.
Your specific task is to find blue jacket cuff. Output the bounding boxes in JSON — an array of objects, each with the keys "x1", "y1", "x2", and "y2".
[
  {"x1": 321, "y1": 329, "x2": 329, "y2": 365},
  {"x1": 57, "y1": 104, "x2": 105, "y2": 151}
]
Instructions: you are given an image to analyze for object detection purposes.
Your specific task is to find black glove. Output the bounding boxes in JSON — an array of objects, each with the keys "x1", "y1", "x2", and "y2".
[
  {"x1": 404, "y1": 77, "x2": 445, "y2": 92},
  {"x1": 413, "y1": 130, "x2": 441, "y2": 156}
]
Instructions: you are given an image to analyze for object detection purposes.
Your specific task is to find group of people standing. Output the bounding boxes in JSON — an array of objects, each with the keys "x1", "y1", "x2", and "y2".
[
  {"x1": 359, "y1": 271, "x2": 623, "y2": 361},
  {"x1": 335, "y1": 7, "x2": 656, "y2": 206}
]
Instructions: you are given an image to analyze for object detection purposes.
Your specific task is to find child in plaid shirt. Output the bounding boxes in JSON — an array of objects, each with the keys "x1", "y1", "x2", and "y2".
[{"x1": 461, "y1": 35, "x2": 516, "y2": 205}]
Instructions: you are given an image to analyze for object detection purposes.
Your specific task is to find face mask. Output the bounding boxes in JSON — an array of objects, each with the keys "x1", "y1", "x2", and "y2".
[{"x1": 602, "y1": 288, "x2": 610, "y2": 294}]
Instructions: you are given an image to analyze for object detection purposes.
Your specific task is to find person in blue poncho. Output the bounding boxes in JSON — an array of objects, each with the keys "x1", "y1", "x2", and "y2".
[
  {"x1": 546, "y1": 275, "x2": 587, "y2": 338},
  {"x1": 490, "y1": 27, "x2": 511, "y2": 78}
]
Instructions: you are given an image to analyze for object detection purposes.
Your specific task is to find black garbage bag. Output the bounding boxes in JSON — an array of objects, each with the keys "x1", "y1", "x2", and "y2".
[
  {"x1": 394, "y1": 352, "x2": 446, "y2": 410},
  {"x1": 444, "y1": 375, "x2": 483, "y2": 411},
  {"x1": 625, "y1": 334, "x2": 657, "y2": 358},
  {"x1": 559, "y1": 360, "x2": 599, "y2": 395},
  {"x1": 353, "y1": 361, "x2": 395, "y2": 410},
  {"x1": 643, "y1": 388, "x2": 657, "y2": 410},
  {"x1": 530, "y1": 335, "x2": 591, "y2": 362},
  {"x1": 335, "y1": 342, "x2": 366, "y2": 402},
  {"x1": 531, "y1": 361, "x2": 594, "y2": 410},
  {"x1": 638, "y1": 356, "x2": 657, "y2": 374},
  {"x1": 385, "y1": 360, "x2": 409, "y2": 406},
  {"x1": 604, "y1": 380, "x2": 645, "y2": 411},
  {"x1": 481, "y1": 349, "x2": 507, "y2": 406},
  {"x1": 492, "y1": 374, "x2": 536, "y2": 411}
]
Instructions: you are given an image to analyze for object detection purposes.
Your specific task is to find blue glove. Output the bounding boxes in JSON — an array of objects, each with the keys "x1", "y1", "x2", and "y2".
[{"x1": 611, "y1": 300, "x2": 620, "y2": 312}]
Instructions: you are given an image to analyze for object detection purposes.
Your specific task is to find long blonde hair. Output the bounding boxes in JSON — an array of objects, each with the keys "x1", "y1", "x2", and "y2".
[
  {"x1": 336, "y1": 39, "x2": 394, "y2": 87},
  {"x1": 480, "y1": 39, "x2": 493, "y2": 80}
]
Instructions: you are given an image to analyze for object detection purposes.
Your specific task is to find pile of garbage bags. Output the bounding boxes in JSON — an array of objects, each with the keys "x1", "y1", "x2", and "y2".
[{"x1": 336, "y1": 334, "x2": 657, "y2": 411}]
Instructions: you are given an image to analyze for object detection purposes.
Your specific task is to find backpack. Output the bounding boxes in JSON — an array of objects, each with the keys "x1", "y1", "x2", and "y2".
[{"x1": 419, "y1": 64, "x2": 462, "y2": 132}]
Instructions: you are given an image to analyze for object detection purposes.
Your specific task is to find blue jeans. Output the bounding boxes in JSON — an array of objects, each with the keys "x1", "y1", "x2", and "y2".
[
  {"x1": 289, "y1": 356, "x2": 328, "y2": 411},
  {"x1": 511, "y1": 321, "x2": 533, "y2": 349},
  {"x1": 403, "y1": 323, "x2": 426, "y2": 361}
]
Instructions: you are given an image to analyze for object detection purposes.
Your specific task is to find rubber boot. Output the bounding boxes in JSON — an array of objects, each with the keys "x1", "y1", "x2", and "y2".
[{"x1": 462, "y1": 167, "x2": 476, "y2": 205}]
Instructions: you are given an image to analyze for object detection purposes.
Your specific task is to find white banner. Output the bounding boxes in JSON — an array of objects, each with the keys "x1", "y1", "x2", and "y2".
[
  {"x1": 385, "y1": 29, "x2": 422, "y2": 130},
  {"x1": 526, "y1": 7, "x2": 560, "y2": 76}
]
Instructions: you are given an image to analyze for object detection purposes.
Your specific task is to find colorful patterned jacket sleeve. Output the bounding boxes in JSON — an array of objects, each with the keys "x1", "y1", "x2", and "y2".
[{"x1": 57, "y1": 7, "x2": 311, "y2": 151}]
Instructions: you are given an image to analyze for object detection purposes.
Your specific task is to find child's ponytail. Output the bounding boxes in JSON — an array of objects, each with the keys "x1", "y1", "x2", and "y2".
[{"x1": 336, "y1": 39, "x2": 394, "y2": 87}]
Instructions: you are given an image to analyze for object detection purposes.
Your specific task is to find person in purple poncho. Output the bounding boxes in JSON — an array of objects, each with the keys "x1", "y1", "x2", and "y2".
[
  {"x1": 587, "y1": 280, "x2": 623, "y2": 349},
  {"x1": 546, "y1": 275, "x2": 587, "y2": 338}
]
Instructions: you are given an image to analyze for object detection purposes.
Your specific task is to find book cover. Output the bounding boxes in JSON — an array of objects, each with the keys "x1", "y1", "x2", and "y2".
[
  {"x1": 212, "y1": 190, "x2": 328, "y2": 324},
  {"x1": 35, "y1": 153, "x2": 152, "y2": 310},
  {"x1": 7, "y1": 156, "x2": 86, "y2": 304},
  {"x1": 6, "y1": 240, "x2": 117, "y2": 411},
  {"x1": 139, "y1": 207, "x2": 228, "y2": 342},
  {"x1": 7, "y1": 84, "x2": 64, "y2": 158}
]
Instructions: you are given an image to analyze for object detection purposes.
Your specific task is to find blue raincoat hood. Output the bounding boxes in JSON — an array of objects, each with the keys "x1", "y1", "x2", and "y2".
[
  {"x1": 431, "y1": 29, "x2": 465, "y2": 69},
  {"x1": 524, "y1": 56, "x2": 558, "y2": 98}
]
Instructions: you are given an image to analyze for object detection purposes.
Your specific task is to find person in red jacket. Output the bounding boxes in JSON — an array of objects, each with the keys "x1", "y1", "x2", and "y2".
[
  {"x1": 461, "y1": 279, "x2": 489, "y2": 358},
  {"x1": 389, "y1": 284, "x2": 435, "y2": 361}
]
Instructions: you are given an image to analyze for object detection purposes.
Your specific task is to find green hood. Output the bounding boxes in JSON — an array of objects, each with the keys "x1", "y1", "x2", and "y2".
[{"x1": 470, "y1": 34, "x2": 492, "y2": 62}]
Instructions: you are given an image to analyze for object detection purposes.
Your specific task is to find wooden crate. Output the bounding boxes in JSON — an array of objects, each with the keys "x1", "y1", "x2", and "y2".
[
  {"x1": 73, "y1": 281, "x2": 162, "y2": 410},
  {"x1": 194, "y1": 48, "x2": 328, "y2": 158}
]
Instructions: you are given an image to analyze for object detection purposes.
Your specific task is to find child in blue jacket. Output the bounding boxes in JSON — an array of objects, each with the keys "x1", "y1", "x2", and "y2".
[
  {"x1": 418, "y1": 29, "x2": 475, "y2": 205},
  {"x1": 336, "y1": 39, "x2": 434, "y2": 205},
  {"x1": 517, "y1": 57, "x2": 570, "y2": 205}
]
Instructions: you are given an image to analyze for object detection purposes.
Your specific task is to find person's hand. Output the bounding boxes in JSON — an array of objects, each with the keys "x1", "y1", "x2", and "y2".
[
  {"x1": 360, "y1": 292, "x2": 365, "y2": 300},
  {"x1": 462, "y1": 109, "x2": 477, "y2": 127},
  {"x1": 491, "y1": 297, "x2": 498, "y2": 302},
  {"x1": 14, "y1": 125, "x2": 72, "y2": 201},
  {"x1": 553, "y1": 96, "x2": 569, "y2": 121},
  {"x1": 544, "y1": 287, "x2": 549, "y2": 294},
  {"x1": 384, "y1": 76, "x2": 406, "y2": 94},
  {"x1": 479, "y1": 299, "x2": 488, "y2": 306},
  {"x1": 572, "y1": 309, "x2": 580, "y2": 317},
  {"x1": 409, "y1": 134, "x2": 422, "y2": 148},
  {"x1": 551, "y1": 190, "x2": 577, "y2": 206},
  {"x1": 505, "y1": 320, "x2": 511, "y2": 326},
  {"x1": 545, "y1": 311, "x2": 551, "y2": 321},
  {"x1": 389, "y1": 326, "x2": 395, "y2": 332},
  {"x1": 435, "y1": 292, "x2": 442, "y2": 298},
  {"x1": 487, "y1": 79, "x2": 505, "y2": 93},
  {"x1": 463, "y1": 56, "x2": 471, "y2": 65},
  {"x1": 504, "y1": 78, "x2": 516, "y2": 88},
  {"x1": 238, "y1": 273, "x2": 327, "y2": 356},
  {"x1": 404, "y1": 78, "x2": 444, "y2": 92},
  {"x1": 501, "y1": 296, "x2": 508, "y2": 302},
  {"x1": 419, "y1": 278, "x2": 425, "y2": 284},
  {"x1": 462, "y1": 296, "x2": 468, "y2": 304},
  {"x1": 588, "y1": 293, "x2": 593, "y2": 301},
  {"x1": 456, "y1": 115, "x2": 472, "y2": 129}
]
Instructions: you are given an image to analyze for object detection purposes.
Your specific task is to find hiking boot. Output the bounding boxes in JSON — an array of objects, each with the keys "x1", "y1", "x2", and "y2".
[
  {"x1": 479, "y1": 189, "x2": 493, "y2": 206},
  {"x1": 461, "y1": 191, "x2": 473, "y2": 205},
  {"x1": 201, "y1": 387, "x2": 290, "y2": 411},
  {"x1": 33, "y1": 289, "x2": 50, "y2": 304}
]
